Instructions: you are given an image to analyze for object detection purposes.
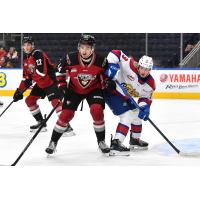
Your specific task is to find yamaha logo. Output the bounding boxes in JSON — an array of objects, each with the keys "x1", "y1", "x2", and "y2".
[{"x1": 160, "y1": 73, "x2": 168, "y2": 82}]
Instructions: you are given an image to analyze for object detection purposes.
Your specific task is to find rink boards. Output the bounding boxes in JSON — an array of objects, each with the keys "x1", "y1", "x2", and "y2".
[{"x1": 1, "y1": 68, "x2": 200, "y2": 99}]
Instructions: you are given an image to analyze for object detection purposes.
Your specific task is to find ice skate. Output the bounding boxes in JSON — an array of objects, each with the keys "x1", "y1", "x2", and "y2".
[
  {"x1": 109, "y1": 139, "x2": 130, "y2": 156},
  {"x1": 62, "y1": 124, "x2": 76, "y2": 137},
  {"x1": 98, "y1": 140, "x2": 110, "y2": 154},
  {"x1": 129, "y1": 137, "x2": 148, "y2": 150},
  {"x1": 30, "y1": 120, "x2": 47, "y2": 133},
  {"x1": 45, "y1": 140, "x2": 57, "y2": 155}
]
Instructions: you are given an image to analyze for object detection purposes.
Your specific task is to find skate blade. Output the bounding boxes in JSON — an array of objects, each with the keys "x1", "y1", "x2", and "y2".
[
  {"x1": 101, "y1": 152, "x2": 110, "y2": 157},
  {"x1": 130, "y1": 145, "x2": 148, "y2": 151},
  {"x1": 30, "y1": 127, "x2": 47, "y2": 133},
  {"x1": 46, "y1": 153, "x2": 55, "y2": 158},
  {"x1": 46, "y1": 150, "x2": 57, "y2": 158},
  {"x1": 109, "y1": 150, "x2": 130, "y2": 156},
  {"x1": 62, "y1": 131, "x2": 76, "y2": 137},
  {"x1": 98, "y1": 148, "x2": 110, "y2": 156},
  {"x1": 46, "y1": 154, "x2": 52, "y2": 158}
]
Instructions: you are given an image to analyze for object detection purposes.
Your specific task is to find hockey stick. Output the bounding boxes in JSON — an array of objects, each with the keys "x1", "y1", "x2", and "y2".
[
  {"x1": 0, "y1": 87, "x2": 29, "y2": 118},
  {"x1": 115, "y1": 80, "x2": 200, "y2": 157},
  {"x1": 0, "y1": 100, "x2": 14, "y2": 118},
  {"x1": 10, "y1": 101, "x2": 60, "y2": 166}
]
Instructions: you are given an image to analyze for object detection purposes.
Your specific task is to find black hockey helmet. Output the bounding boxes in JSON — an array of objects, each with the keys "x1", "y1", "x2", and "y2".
[
  {"x1": 23, "y1": 36, "x2": 34, "y2": 46},
  {"x1": 78, "y1": 34, "x2": 96, "y2": 49}
]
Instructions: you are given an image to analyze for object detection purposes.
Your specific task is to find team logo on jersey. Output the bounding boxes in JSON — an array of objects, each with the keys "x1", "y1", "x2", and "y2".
[
  {"x1": 77, "y1": 73, "x2": 95, "y2": 88},
  {"x1": 28, "y1": 64, "x2": 35, "y2": 73},
  {"x1": 121, "y1": 82, "x2": 139, "y2": 97}
]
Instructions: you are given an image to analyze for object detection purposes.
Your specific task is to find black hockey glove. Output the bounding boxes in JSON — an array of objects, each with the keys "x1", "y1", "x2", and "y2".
[
  {"x1": 59, "y1": 85, "x2": 67, "y2": 99},
  {"x1": 104, "y1": 79, "x2": 116, "y2": 92},
  {"x1": 13, "y1": 88, "x2": 24, "y2": 102}
]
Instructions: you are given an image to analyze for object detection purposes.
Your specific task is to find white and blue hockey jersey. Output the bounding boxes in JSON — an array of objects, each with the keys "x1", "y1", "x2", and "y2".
[{"x1": 104, "y1": 50, "x2": 155, "y2": 106}]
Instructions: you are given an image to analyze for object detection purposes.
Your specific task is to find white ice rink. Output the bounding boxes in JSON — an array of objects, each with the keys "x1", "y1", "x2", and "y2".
[{"x1": 1, "y1": 96, "x2": 200, "y2": 166}]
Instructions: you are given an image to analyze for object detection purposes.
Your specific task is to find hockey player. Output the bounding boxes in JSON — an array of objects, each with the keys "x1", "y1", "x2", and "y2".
[
  {"x1": 13, "y1": 36, "x2": 74, "y2": 134},
  {"x1": 45, "y1": 34, "x2": 110, "y2": 154},
  {"x1": 104, "y1": 50, "x2": 155, "y2": 156},
  {"x1": 0, "y1": 100, "x2": 3, "y2": 106}
]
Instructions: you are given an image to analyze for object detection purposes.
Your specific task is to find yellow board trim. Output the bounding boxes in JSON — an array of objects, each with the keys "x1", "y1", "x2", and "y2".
[
  {"x1": 0, "y1": 90, "x2": 31, "y2": 96},
  {"x1": 153, "y1": 92, "x2": 200, "y2": 99},
  {"x1": 1, "y1": 90, "x2": 200, "y2": 99}
]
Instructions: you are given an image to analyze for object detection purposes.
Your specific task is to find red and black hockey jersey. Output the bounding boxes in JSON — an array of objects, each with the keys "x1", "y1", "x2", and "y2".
[
  {"x1": 19, "y1": 49, "x2": 56, "y2": 90},
  {"x1": 57, "y1": 52, "x2": 107, "y2": 95}
]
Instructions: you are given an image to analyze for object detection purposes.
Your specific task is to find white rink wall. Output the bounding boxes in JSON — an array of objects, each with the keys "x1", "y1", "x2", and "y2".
[{"x1": 1, "y1": 68, "x2": 200, "y2": 99}]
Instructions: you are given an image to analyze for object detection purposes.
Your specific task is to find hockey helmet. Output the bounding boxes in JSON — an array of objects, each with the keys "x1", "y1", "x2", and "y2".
[
  {"x1": 138, "y1": 55, "x2": 153, "y2": 70},
  {"x1": 23, "y1": 36, "x2": 34, "y2": 46},
  {"x1": 78, "y1": 34, "x2": 96, "y2": 49}
]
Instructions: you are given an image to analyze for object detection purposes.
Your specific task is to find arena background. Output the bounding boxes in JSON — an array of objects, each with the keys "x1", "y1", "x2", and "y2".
[{"x1": 1, "y1": 33, "x2": 200, "y2": 98}]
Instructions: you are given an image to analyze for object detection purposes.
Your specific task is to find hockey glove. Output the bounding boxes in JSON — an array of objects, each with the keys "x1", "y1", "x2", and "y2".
[
  {"x1": 59, "y1": 85, "x2": 67, "y2": 99},
  {"x1": 13, "y1": 88, "x2": 24, "y2": 102},
  {"x1": 104, "y1": 63, "x2": 120, "y2": 79},
  {"x1": 104, "y1": 79, "x2": 116, "y2": 92},
  {"x1": 138, "y1": 104, "x2": 150, "y2": 121}
]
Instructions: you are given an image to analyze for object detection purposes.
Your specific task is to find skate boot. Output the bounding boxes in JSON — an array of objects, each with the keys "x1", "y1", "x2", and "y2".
[
  {"x1": 98, "y1": 140, "x2": 110, "y2": 154},
  {"x1": 0, "y1": 100, "x2": 3, "y2": 106},
  {"x1": 110, "y1": 139, "x2": 130, "y2": 156},
  {"x1": 129, "y1": 137, "x2": 148, "y2": 150},
  {"x1": 62, "y1": 124, "x2": 76, "y2": 137},
  {"x1": 45, "y1": 140, "x2": 57, "y2": 154},
  {"x1": 30, "y1": 120, "x2": 47, "y2": 133}
]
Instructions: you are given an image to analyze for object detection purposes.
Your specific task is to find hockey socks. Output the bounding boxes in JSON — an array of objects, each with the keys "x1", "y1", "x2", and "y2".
[
  {"x1": 114, "y1": 123, "x2": 129, "y2": 142},
  {"x1": 51, "y1": 130, "x2": 63, "y2": 143},
  {"x1": 131, "y1": 124, "x2": 142, "y2": 139},
  {"x1": 93, "y1": 120, "x2": 105, "y2": 142},
  {"x1": 95, "y1": 130, "x2": 105, "y2": 143},
  {"x1": 33, "y1": 111, "x2": 43, "y2": 122}
]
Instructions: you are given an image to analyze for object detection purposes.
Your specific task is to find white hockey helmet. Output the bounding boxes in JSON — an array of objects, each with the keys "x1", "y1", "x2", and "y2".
[{"x1": 138, "y1": 55, "x2": 153, "y2": 70}]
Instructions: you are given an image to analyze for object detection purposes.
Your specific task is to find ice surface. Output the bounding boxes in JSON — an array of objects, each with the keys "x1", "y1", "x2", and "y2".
[{"x1": 1, "y1": 96, "x2": 200, "y2": 166}]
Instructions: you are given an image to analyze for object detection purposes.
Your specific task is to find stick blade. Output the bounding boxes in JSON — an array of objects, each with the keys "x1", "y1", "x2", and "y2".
[{"x1": 179, "y1": 151, "x2": 200, "y2": 157}]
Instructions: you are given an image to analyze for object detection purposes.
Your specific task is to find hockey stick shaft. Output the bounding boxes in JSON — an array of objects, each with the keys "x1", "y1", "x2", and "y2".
[
  {"x1": 115, "y1": 80, "x2": 180, "y2": 154},
  {"x1": 11, "y1": 101, "x2": 60, "y2": 166},
  {"x1": 0, "y1": 100, "x2": 14, "y2": 117},
  {"x1": 0, "y1": 87, "x2": 29, "y2": 118}
]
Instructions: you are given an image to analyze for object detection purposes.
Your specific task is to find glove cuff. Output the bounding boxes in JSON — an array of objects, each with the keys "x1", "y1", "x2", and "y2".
[{"x1": 138, "y1": 102, "x2": 148, "y2": 107}]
